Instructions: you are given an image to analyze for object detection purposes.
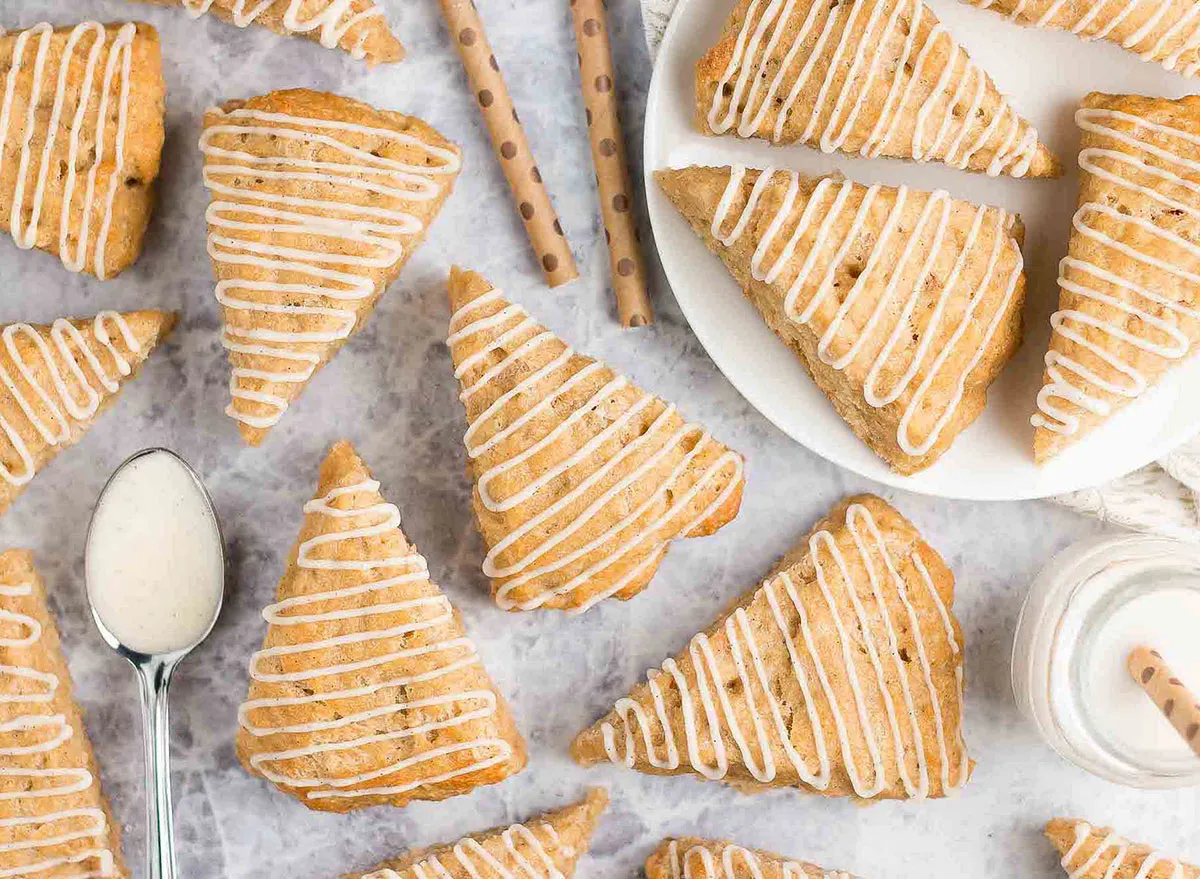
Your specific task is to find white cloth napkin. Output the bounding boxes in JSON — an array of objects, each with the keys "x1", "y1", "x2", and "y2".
[
  {"x1": 638, "y1": 0, "x2": 1200, "y2": 540},
  {"x1": 1052, "y1": 437, "x2": 1200, "y2": 542},
  {"x1": 641, "y1": 0, "x2": 681, "y2": 59}
]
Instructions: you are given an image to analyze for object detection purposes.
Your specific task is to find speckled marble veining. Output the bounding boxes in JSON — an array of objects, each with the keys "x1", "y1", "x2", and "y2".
[{"x1": 0, "y1": 2, "x2": 1195, "y2": 879}]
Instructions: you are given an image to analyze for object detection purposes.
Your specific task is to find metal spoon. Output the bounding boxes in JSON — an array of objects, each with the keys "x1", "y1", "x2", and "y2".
[{"x1": 84, "y1": 448, "x2": 226, "y2": 879}]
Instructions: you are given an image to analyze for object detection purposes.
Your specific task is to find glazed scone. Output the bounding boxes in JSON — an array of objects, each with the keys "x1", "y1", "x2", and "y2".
[
  {"x1": 238, "y1": 441, "x2": 527, "y2": 811},
  {"x1": 200, "y1": 88, "x2": 460, "y2": 444},
  {"x1": 446, "y1": 267, "x2": 746, "y2": 614},
  {"x1": 658, "y1": 164, "x2": 1026, "y2": 475},
  {"x1": 573, "y1": 495, "x2": 970, "y2": 801},
  {"x1": 0, "y1": 550, "x2": 129, "y2": 879},
  {"x1": 696, "y1": 0, "x2": 1058, "y2": 178},
  {"x1": 0, "y1": 311, "x2": 175, "y2": 518},
  {"x1": 961, "y1": 0, "x2": 1200, "y2": 78},
  {"x1": 1047, "y1": 819, "x2": 1199, "y2": 879},
  {"x1": 1033, "y1": 93, "x2": 1200, "y2": 462},
  {"x1": 648, "y1": 839, "x2": 853, "y2": 879},
  {"x1": 343, "y1": 790, "x2": 607, "y2": 879},
  {"x1": 0, "y1": 22, "x2": 165, "y2": 278},
  {"x1": 132, "y1": 0, "x2": 404, "y2": 63}
]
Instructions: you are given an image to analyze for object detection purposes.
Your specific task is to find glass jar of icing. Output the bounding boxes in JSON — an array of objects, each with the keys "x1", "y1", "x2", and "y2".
[{"x1": 1012, "y1": 534, "x2": 1200, "y2": 788}]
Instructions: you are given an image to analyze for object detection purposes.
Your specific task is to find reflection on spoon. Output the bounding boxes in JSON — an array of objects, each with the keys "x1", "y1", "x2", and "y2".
[{"x1": 86, "y1": 448, "x2": 225, "y2": 879}]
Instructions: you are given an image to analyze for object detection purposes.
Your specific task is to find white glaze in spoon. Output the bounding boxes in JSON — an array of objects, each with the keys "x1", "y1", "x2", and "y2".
[{"x1": 85, "y1": 448, "x2": 226, "y2": 879}]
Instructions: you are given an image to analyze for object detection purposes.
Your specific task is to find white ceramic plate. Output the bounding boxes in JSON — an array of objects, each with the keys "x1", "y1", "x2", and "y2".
[{"x1": 645, "y1": 0, "x2": 1200, "y2": 500}]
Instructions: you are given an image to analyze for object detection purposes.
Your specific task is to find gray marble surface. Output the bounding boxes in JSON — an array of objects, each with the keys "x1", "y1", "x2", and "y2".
[{"x1": 0, "y1": 2, "x2": 1196, "y2": 879}]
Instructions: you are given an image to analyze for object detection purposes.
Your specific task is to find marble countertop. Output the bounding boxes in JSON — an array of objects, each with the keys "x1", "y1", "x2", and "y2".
[{"x1": 0, "y1": 2, "x2": 1196, "y2": 878}]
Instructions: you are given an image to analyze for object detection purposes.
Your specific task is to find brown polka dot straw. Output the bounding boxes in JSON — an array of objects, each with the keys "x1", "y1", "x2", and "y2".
[
  {"x1": 1127, "y1": 645, "x2": 1200, "y2": 759},
  {"x1": 440, "y1": 0, "x2": 578, "y2": 287},
  {"x1": 571, "y1": 0, "x2": 653, "y2": 328}
]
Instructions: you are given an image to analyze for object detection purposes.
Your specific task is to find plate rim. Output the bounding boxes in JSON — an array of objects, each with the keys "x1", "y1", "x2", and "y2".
[{"x1": 643, "y1": 0, "x2": 1200, "y2": 502}]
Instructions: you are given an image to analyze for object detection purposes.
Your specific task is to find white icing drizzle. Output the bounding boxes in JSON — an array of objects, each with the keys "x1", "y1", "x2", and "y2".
[
  {"x1": 361, "y1": 820, "x2": 568, "y2": 879},
  {"x1": 0, "y1": 582, "x2": 115, "y2": 879},
  {"x1": 0, "y1": 22, "x2": 137, "y2": 279},
  {"x1": 239, "y1": 479, "x2": 514, "y2": 803},
  {"x1": 705, "y1": 0, "x2": 1040, "y2": 176},
  {"x1": 180, "y1": 0, "x2": 385, "y2": 59},
  {"x1": 0, "y1": 312, "x2": 141, "y2": 489},
  {"x1": 199, "y1": 107, "x2": 458, "y2": 430},
  {"x1": 1061, "y1": 822, "x2": 1187, "y2": 879},
  {"x1": 712, "y1": 165, "x2": 1022, "y2": 459},
  {"x1": 447, "y1": 289, "x2": 744, "y2": 614},
  {"x1": 1033, "y1": 107, "x2": 1200, "y2": 437},
  {"x1": 666, "y1": 840, "x2": 851, "y2": 879},
  {"x1": 970, "y1": 0, "x2": 1200, "y2": 77},
  {"x1": 600, "y1": 503, "x2": 968, "y2": 799}
]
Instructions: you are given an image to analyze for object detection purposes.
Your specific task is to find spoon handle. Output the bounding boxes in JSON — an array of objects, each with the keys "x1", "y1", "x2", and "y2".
[{"x1": 136, "y1": 658, "x2": 179, "y2": 879}]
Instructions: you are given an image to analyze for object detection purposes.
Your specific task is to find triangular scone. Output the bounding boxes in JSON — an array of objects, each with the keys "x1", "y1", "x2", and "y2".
[
  {"x1": 237, "y1": 441, "x2": 526, "y2": 812},
  {"x1": 696, "y1": 0, "x2": 1058, "y2": 178},
  {"x1": 659, "y1": 164, "x2": 1026, "y2": 474},
  {"x1": 647, "y1": 839, "x2": 853, "y2": 879},
  {"x1": 446, "y1": 267, "x2": 746, "y2": 614},
  {"x1": 0, "y1": 310, "x2": 174, "y2": 517},
  {"x1": 200, "y1": 88, "x2": 460, "y2": 445},
  {"x1": 962, "y1": 0, "x2": 1200, "y2": 79},
  {"x1": 0, "y1": 22, "x2": 165, "y2": 279},
  {"x1": 344, "y1": 789, "x2": 608, "y2": 879},
  {"x1": 0, "y1": 550, "x2": 129, "y2": 879},
  {"x1": 1033, "y1": 93, "x2": 1200, "y2": 462},
  {"x1": 133, "y1": 0, "x2": 403, "y2": 64},
  {"x1": 1047, "y1": 819, "x2": 1199, "y2": 879},
  {"x1": 573, "y1": 495, "x2": 970, "y2": 801}
]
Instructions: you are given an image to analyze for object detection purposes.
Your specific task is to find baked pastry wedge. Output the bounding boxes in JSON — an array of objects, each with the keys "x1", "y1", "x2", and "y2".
[
  {"x1": 697, "y1": 0, "x2": 1058, "y2": 177},
  {"x1": 446, "y1": 267, "x2": 745, "y2": 614},
  {"x1": 0, "y1": 22, "x2": 165, "y2": 278},
  {"x1": 572, "y1": 495, "x2": 970, "y2": 801},
  {"x1": 0, "y1": 310, "x2": 174, "y2": 518},
  {"x1": 1047, "y1": 819, "x2": 1198, "y2": 879},
  {"x1": 344, "y1": 789, "x2": 607, "y2": 879},
  {"x1": 1033, "y1": 93, "x2": 1200, "y2": 462},
  {"x1": 132, "y1": 1, "x2": 404, "y2": 63},
  {"x1": 962, "y1": 0, "x2": 1200, "y2": 78},
  {"x1": 200, "y1": 88, "x2": 460, "y2": 444},
  {"x1": 659, "y1": 164, "x2": 1026, "y2": 474},
  {"x1": 237, "y1": 441, "x2": 526, "y2": 811},
  {"x1": 648, "y1": 839, "x2": 852, "y2": 879},
  {"x1": 0, "y1": 550, "x2": 128, "y2": 879}
]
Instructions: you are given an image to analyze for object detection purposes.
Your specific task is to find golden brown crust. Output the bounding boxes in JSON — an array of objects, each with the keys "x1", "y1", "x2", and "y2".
[
  {"x1": 446, "y1": 267, "x2": 745, "y2": 613},
  {"x1": 212, "y1": 88, "x2": 449, "y2": 143},
  {"x1": 0, "y1": 550, "x2": 129, "y2": 879},
  {"x1": 202, "y1": 88, "x2": 459, "y2": 445},
  {"x1": 0, "y1": 310, "x2": 175, "y2": 518},
  {"x1": 237, "y1": 441, "x2": 526, "y2": 812},
  {"x1": 695, "y1": 0, "x2": 1058, "y2": 178},
  {"x1": 658, "y1": 165, "x2": 1025, "y2": 474},
  {"x1": 343, "y1": 789, "x2": 609, "y2": 879},
  {"x1": 0, "y1": 22, "x2": 165, "y2": 278},
  {"x1": 572, "y1": 494, "x2": 970, "y2": 801},
  {"x1": 1045, "y1": 819, "x2": 1200, "y2": 879},
  {"x1": 970, "y1": 0, "x2": 1200, "y2": 77},
  {"x1": 1034, "y1": 92, "x2": 1200, "y2": 462},
  {"x1": 646, "y1": 838, "x2": 848, "y2": 879},
  {"x1": 134, "y1": 0, "x2": 404, "y2": 63}
]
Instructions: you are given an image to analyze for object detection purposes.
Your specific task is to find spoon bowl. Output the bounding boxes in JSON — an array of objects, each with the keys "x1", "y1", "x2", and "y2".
[{"x1": 85, "y1": 447, "x2": 226, "y2": 879}]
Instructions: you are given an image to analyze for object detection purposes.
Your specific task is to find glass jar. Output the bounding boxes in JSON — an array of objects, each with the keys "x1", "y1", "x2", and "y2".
[{"x1": 1012, "y1": 534, "x2": 1200, "y2": 788}]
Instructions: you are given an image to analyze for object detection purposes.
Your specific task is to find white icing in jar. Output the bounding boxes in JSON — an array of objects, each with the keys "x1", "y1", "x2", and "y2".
[
  {"x1": 1012, "y1": 534, "x2": 1200, "y2": 787},
  {"x1": 86, "y1": 450, "x2": 224, "y2": 656}
]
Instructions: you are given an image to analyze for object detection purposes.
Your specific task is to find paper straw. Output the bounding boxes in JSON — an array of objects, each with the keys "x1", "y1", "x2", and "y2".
[
  {"x1": 1127, "y1": 645, "x2": 1200, "y2": 759},
  {"x1": 571, "y1": 0, "x2": 653, "y2": 327},
  {"x1": 439, "y1": 0, "x2": 579, "y2": 287}
]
